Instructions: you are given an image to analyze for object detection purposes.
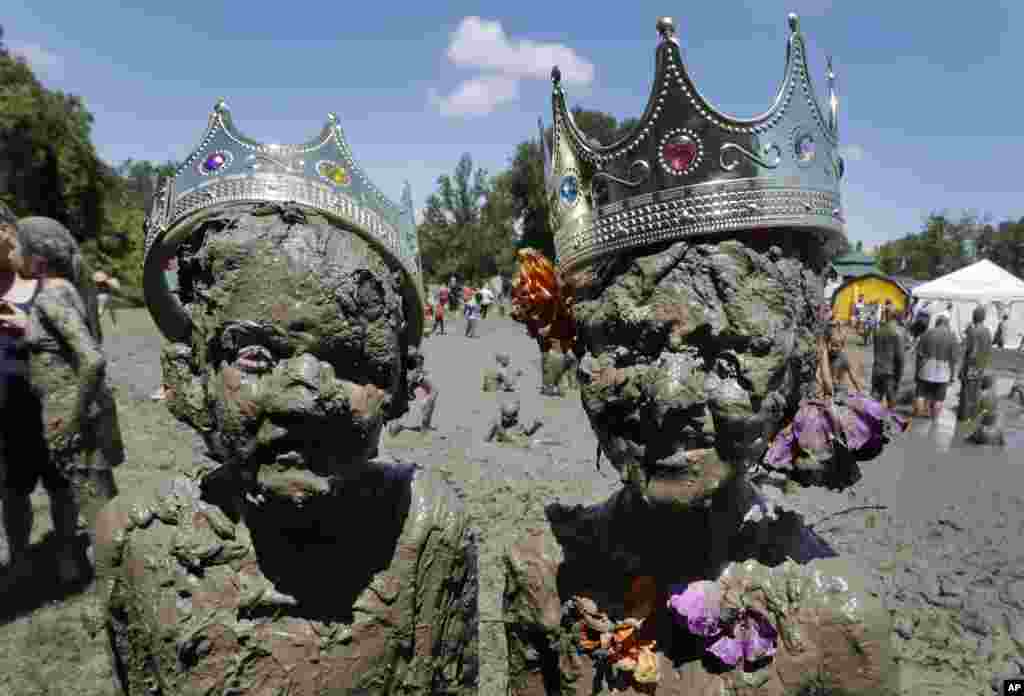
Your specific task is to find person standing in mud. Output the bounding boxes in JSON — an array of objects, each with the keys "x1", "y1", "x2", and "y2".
[
  {"x1": 957, "y1": 305, "x2": 992, "y2": 422},
  {"x1": 479, "y1": 284, "x2": 494, "y2": 320},
  {"x1": 6, "y1": 217, "x2": 123, "y2": 583},
  {"x1": 993, "y1": 313, "x2": 1009, "y2": 349},
  {"x1": 464, "y1": 291, "x2": 482, "y2": 338},
  {"x1": 914, "y1": 315, "x2": 958, "y2": 419},
  {"x1": 871, "y1": 303, "x2": 904, "y2": 410},
  {"x1": 0, "y1": 204, "x2": 50, "y2": 576}
]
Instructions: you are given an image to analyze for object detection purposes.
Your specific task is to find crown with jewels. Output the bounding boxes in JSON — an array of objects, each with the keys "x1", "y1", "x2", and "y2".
[
  {"x1": 143, "y1": 100, "x2": 424, "y2": 345},
  {"x1": 548, "y1": 13, "x2": 847, "y2": 276}
]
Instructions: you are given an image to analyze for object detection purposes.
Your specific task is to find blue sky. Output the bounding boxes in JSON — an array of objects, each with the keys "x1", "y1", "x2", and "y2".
[{"x1": 5, "y1": 0, "x2": 1022, "y2": 249}]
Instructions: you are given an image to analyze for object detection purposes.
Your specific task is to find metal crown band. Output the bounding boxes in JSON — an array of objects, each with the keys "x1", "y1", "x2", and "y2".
[
  {"x1": 143, "y1": 101, "x2": 424, "y2": 346},
  {"x1": 548, "y1": 13, "x2": 847, "y2": 275}
]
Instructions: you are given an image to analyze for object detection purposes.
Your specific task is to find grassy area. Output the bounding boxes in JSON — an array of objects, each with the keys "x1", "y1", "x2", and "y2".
[{"x1": 0, "y1": 309, "x2": 195, "y2": 696}]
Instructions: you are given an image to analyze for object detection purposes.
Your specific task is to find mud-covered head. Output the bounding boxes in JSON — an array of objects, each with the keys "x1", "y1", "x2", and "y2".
[
  {"x1": 15, "y1": 216, "x2": 101, "y2": 339},
  {"x1": 571, "y1": 232, "x2": 828, "y2": 509},
  {"x1": 159, "y1": 202, "x2": 413, "y2": 508},
  {"x1": 500, "y1": 398, "x2": 521, "y2": 426}
]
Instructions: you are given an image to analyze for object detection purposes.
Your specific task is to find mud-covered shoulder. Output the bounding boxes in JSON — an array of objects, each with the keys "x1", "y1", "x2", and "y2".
[{"x1": 405, "y1": 461, "x2": 468, "y2": 536}]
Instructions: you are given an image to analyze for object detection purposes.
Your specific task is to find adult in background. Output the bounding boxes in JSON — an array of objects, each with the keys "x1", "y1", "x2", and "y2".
[
  {"x1": 913, "y1": 314, "x2": 958, "y2": 420},
  {"x1": 464, "y1": 291, "x2": 482, "y2": 338},
  {"x1": 9, "y1": 217, "x2": 124, "y2": 582},
  {"x1": 933, "y1": 302, "x2": 953, "y2": 331},
  {"x1": 909, "y1": 299, "x2": 931, "y2": 348},
  {"x1": 993, "y1": 313, "x2": 1009, "y2": 348},
  {"x1": 871, "y1": 302, "x2": 905, "y2": 410},
  {"x1": 0, "y1": 204, "x2": 50, "y2": 577},
  {"x1": 957, "y1": 305, "x2": 993, "y2": 422},
  {"x1": 479, "y1": 283, "x2": 494, "y2": 319},
  {"x1": 94, "y1": 270, "x2": 120, "y2": 327},
  {"x1": 852, "y1": 293, "x2": 865, "y2": 334}
]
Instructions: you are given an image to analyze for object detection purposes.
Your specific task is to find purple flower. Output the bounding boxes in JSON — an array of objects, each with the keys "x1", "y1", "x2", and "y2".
[
  {"x1": 667, "y1": 581, "x2": 723, "y2": 637},
  {"x1": 707, "y1": 609, "x2": 778, "y2": 666},
  {"x1": 764, "y1": 424, "x2": 796, "y2": 469}
]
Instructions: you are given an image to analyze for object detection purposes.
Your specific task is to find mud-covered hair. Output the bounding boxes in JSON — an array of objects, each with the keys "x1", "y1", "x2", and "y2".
[{"x1": 16, "y1": 216, "x2": 102, "y2": 340}]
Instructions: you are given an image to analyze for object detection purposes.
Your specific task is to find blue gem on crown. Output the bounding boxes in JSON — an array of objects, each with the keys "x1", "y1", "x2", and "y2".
[
  {"x1": 546, "y1": 12, "x2": 848, "y2": 276},
  {"x1": 559, "y1": 174, "x2": 579, "y2": 206},
  {"x1": 143, "y1": 100, "x2": 424, "y2": 346}
]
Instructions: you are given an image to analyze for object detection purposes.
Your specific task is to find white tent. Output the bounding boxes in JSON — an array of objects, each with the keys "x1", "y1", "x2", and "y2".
[{"x1": 912, "y1": 259, "x2": 1024, "y2": 346}]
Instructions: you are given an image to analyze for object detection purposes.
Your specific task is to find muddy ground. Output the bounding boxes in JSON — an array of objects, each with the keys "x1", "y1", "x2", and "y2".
[{"x1": 1, "y1": 308, "x2": 1022, "y2": 695}]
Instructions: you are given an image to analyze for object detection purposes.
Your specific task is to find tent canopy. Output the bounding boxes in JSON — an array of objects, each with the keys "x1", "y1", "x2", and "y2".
[
  {"x1": 911, "y1": 259, "x2": 1024, "y2": 345},
  {"x1": 912, "y1": 259, "x2": 1024, "y2": 302}
]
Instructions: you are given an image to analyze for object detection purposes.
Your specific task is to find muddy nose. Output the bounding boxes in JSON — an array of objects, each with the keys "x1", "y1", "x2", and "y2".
[{"x1": 260, "y1": 354, "x2": 337, "y2": 417}]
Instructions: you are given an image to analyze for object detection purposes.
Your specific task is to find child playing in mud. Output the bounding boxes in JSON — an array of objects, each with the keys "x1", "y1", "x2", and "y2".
[{"x1": 484, "y1": 399, "x2": 542, "y2": 444}]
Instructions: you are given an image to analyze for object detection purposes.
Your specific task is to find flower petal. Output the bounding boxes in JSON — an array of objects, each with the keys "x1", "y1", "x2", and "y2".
[
  {"x1": 667, "y1": 581, "x2": 723, "y2": 637},
  {"x1": 708, "y1": 636, "x2": 744, "y2": 666}
]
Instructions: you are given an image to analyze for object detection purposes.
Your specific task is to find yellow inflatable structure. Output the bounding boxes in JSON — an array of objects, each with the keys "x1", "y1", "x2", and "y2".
[{"x1": 831, "y1": 274, "x2": 910, "y2": 323}]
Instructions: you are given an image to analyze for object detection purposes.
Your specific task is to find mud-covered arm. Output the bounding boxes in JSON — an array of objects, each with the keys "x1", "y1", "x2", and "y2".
[
  {"x1": 894, "y1": 330, "x2": 905, "y2": 381},
  {"x1": 817, "y1": 342, "x2": 834, "y2": 396},
  {"x1": 37, "y1": 283, "x2": 106, "y2": 442}
]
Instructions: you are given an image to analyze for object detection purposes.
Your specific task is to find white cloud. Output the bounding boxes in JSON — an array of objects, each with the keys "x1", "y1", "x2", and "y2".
[
  {"x1": 429, "y1": 74, "x2": 520, "y2": 117},
  {"x1": 7, "y1": 41, "x2": 63, "y2": 80},
  {"x1": 447, "y1": 17, "x2": 594, "y2": 85},
  {"x1": 432, "y1": 17, "x2": 594, "y2": 118},
  {"x1": 838, "y1": 144, "x2": 865, "y2": 161}
]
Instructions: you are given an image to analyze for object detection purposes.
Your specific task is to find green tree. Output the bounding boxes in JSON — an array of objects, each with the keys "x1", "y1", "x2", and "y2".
[{"x1": 417, "y1": 153, "x2": 517, "y2": 284}]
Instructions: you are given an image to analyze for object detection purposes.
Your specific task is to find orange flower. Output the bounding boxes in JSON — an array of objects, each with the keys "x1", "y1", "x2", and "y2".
[{"x1": 511, "y1": 248, "x2": 577, "y2": 352}]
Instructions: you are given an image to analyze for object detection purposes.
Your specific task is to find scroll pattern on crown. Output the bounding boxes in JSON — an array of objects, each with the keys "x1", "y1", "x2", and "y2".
[
  {"x1": 144, "y1": 100, "x2": 421, "y2": 286},
  {"x1": 548, "y1": 13, "x2": 847, "y2": 276}
]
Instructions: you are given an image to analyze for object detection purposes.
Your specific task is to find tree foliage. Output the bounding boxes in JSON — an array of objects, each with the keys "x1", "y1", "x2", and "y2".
[
  {"x1": 418, "y1": 153, "x2": 518, "y2": 284},
  {"x1": 875, "y1": 212, "x2": 1024, "y2": 280},
  {"x1": 0, "y1": 25, "x2": 180, "y2": 294}
]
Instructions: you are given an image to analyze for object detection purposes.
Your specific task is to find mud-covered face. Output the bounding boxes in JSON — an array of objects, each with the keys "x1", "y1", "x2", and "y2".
[
  {"x1": 573, "y1": 237, "x2": 824, "y2": 509},
  {"x1": 161, "y1": 206, "x2": 408, "y2": 509}
]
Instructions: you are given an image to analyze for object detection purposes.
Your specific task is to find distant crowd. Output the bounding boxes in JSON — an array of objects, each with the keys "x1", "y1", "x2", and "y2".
[
  {"x1": 424, "y1": 274, "x2": 511, "y2": 339},
  {"x1": 827, "y1": 294, "x2": 1011, "y2": 444}
]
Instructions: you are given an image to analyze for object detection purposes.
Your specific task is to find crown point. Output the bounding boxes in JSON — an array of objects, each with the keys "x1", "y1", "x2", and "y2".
[
  {"x1": 656, "y1": 16, "x2": 676, "y2": 40},
  {"x1": 327, "y1": 112, "x2": 337, "y2": 122},
  {"x1": 551, "y1": 66, "x2": 561, "y2": 84},
  {"x1": 214, "y1": 98, "x2": 228, "y2": 112},
  {"x1": 787, "y1": 13, "x2": 800, "y2": 32}
]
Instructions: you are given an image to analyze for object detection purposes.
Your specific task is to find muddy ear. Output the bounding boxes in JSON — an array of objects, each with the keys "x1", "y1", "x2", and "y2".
[{"x1": 159, "y1": 343, "x2": 212, "y2": 431}]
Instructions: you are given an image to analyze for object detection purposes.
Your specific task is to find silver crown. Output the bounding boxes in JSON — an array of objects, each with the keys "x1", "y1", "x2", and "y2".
[
  {"x1": 549, "y1": 13, "x2": 847, "y2": 276},
  {"x1": 143, "y1": 100, "x2": 424, "y2": 345}
]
